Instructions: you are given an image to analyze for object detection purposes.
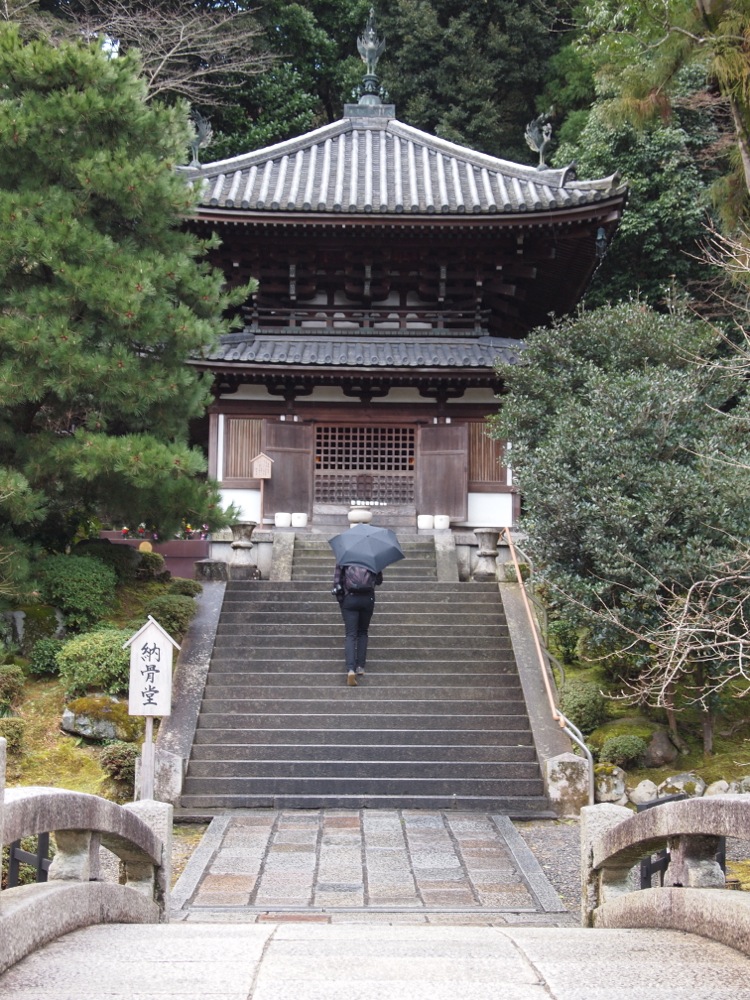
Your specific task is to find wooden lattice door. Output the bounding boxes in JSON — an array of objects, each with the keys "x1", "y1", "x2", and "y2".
[{"x1": 314, "y1": 425, "x2": 416, "y2": 507}]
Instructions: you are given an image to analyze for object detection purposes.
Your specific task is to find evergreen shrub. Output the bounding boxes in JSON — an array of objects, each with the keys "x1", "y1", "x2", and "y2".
[
  {"x1": 168, "y1": 578, "x2": 203, "y2": 597},
  {"x1": 0, "y1": 665, "x2": 25, "y2": 710},
  {"x1": 599, "y1": 735, "x2": 648, "y2": 768},
  {"x1": 0, "y1": 718, "x2": 26, "y2": 754},
  {"x1": 145, "y1": 594, "x2": 196, "y2": 640},
  {"x1": 29, "y1": 637, "x2": 65, "y2": 677},
  {"x1": 559, "y1": 680, "x2": 609, "y2": 734},
  {"x1": 137, "y1": 552, "x2": 169, "y2": 581},
  {"x1": 56, "y1": 628, "x2": 131, "y2": 697},
  {"x1": 37, "y1": 555, "x2": 117, "y2": 630},
  {"x1": 16, "y1": 605, "x2": 59, "y2": 657},
  {"x1": 75, "y1": 540, "x2": 141, "y2": 582},
  {"x1": 99, "y1": 741, "x2": 139, "y2": 786}
]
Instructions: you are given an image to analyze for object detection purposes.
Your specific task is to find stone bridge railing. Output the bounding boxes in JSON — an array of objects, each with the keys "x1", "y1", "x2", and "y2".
[
  {"x1": 0, "y1": 738, "x2": 172, "y2": 974},
  {"x1": 581, "y1": 796, "x2": 750, "y2": 956}
]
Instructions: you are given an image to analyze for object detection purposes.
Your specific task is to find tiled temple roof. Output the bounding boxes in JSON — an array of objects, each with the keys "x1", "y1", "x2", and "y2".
[
  {"x1": 184, "y1": 113, "x2": 624, "y2": 218},
  {"x1": 200, "y1": 331, "x2": 522, "y2": 369}
]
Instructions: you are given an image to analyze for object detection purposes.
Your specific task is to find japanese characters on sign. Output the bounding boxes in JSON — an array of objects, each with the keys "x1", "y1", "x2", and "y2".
[
  {"x1": 251, "y1": 452, "x2": 273, "y2": 479},
  {"x1": 124, "y1": 617, "x2": 179, "y2": 717}
]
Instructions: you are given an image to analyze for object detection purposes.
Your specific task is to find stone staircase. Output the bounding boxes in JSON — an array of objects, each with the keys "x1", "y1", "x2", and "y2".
[{"x1": 180, "y1": 534, "x2": 552, "y2": 814}]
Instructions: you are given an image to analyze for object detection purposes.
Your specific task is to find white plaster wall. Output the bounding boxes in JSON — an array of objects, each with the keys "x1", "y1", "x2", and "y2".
[{"x1": 220, "y1": 488, "x2": 261, "y2": 523}]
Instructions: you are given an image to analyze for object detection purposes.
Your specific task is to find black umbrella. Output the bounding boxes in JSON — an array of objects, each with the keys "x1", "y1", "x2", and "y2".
[{"x1": 328, "y1": 523, "x2": 405, "y2": 573}]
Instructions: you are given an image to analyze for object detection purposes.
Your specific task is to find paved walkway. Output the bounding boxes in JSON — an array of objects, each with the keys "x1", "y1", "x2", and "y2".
[
  {"x1": 170, "y1": 809, "x2": 572, "y2": 925},
  {"x1": 5, "y1": 923, "x2": 750, "y2": 999}
]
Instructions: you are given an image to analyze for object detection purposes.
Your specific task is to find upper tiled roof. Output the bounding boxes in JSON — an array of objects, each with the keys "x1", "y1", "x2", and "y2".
[{"x1": 184, "y1": 113, "x2": 624, "y2": 218}]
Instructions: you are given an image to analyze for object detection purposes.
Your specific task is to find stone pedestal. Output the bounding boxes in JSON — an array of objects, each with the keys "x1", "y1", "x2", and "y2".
[
  {"x1": 473, "y1": 527, "x2": 500, "y2": 581},
  {"x1": 229, "y1": 522, "x2": 259, "y2": 580}
]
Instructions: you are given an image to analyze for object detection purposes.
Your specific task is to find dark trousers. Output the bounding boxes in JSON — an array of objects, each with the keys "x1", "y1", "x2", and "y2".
[{"x1": 339, "y1": 592, "x2": 375, "y2": 671}]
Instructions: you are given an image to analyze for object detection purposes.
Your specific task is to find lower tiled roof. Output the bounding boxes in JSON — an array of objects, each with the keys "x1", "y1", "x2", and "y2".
[{"x1": 200, "y1": 332, "x2": 522, "y2": 369}]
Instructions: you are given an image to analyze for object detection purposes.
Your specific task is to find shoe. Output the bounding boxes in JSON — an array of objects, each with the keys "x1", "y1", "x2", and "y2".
[
  {"x1": 355, "y1": 667, "x2": 365, "y2": 677},
  {"x1": 347, "y1": 670, "x2": 357, "y2": 686}
]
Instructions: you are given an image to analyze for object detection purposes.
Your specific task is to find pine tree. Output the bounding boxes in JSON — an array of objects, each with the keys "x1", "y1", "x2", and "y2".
[{"x1": 0, "y1": 25, "x2": 251, "y2": 587}]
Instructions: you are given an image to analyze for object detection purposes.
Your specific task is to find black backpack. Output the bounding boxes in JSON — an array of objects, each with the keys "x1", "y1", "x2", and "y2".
[{"x1": 344, "y1": 564, "x2": 378, "y2": 593}]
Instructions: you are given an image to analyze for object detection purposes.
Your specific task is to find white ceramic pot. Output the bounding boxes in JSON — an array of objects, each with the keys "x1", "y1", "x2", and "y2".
[
  {"x1": 291, "y1": 512, "x2": 308, "y2": 528},
  {"x1": 417, "y1": 514, "x2": 434, "y2": 530},
  {"x1": 347, "y1": 507, "x2": 373, "y2": 524},
  {"x1": 434, "y1": 514, "x2": 450, "y2": 530},
  {"x1": 274, "y1": 512, "x2": 292, "y2": 528}
]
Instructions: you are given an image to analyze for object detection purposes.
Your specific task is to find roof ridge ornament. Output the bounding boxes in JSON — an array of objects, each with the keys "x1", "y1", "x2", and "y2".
[
  {"x1": 352, "y1": 8, "x2": 389, "y2": 107},
  {"x1": 525, "y1": 113, "x2": 553, "y2": 170},
  {"x1": 188, "y1": 110, "x2": 213, "y2": 167}
]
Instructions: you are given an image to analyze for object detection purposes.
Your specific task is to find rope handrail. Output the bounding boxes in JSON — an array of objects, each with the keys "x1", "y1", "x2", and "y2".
[{"x1": 501, "y1": 526, "x2": 594, "y2": 805}]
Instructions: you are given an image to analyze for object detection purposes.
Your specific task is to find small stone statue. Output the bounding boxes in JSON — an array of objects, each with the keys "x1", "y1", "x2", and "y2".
[
  {"x1": 525, "y1": 114, "x2": 553, "y2": 170},
  {"x1": 357, "y1": 7, "x2": 386, "y2": 77},
  {"x1": 188, "y1": 111, "x2": 213, "y2": 168}
]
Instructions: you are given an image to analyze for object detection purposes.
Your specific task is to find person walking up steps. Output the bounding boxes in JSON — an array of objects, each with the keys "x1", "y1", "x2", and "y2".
[{"x1": 332, "y1": 562, "x2": 383, "y2": 685}]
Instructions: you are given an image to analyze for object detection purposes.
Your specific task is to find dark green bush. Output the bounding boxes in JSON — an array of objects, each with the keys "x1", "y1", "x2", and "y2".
[
  {"x1": 29, "y1": 637, "x2": 65, "y2": 677},
  {"x1": 99, "y1": 741, "x2": 139, "y2": 786},
  {"x1": 0, "y1": 665, "x2": 25, "y2": 710},
  {"x1": 144, "y1": 594, "x2": 196, "y2": 640},
  {"x1": 168, "y1": 578, "x2": 203, "y2": 598},
  {"x1": 16, "y1": 605, "x2": 59, "y2": 657},
  {"x1": 137, "y1": 551, "x2": 169, "y2": 581},
  {"x1": 74, "y1": 539, "x2": 141, "y2": 582},
  {"x1": 0, "y1": 717, "x2": 26, "y2": 754},
  {"x1": 36, "y1": 555, "x2": 117, "y2": 630},
  {"x1": 599, "y1": 734, "x2": 648, "y2": 768},
  {"x1": 56, "y1": 627, "x2": 131, "y2": 697},
  {"x1": 559, "y1": 680, "x2": 610, "y2": 734}
]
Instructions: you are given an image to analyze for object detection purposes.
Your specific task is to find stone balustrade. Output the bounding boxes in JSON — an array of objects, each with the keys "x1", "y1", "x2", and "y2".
[
  {"x1": 581, "y1": 796, "x2": 750, "y2": 956},
  {"x1": 0, "y1": 738, "x2": 172, "y2": 974}
]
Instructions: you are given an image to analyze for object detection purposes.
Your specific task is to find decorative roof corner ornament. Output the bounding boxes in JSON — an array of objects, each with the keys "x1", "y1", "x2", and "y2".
[
  {"x1": 355, "y1": 7, "x2": 386, "y2": 106},
  {"x1": 525, "y1": 114, "x2": 553, "y2": 170},
  {"x1": 188, "y1": 111, "x2": 213, "y2": 168}
]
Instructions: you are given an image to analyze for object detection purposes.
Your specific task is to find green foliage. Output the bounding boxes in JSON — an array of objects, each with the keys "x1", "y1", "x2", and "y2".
[
  {"x1": 168, "y1": 578, "x2": 203, "y2": 597},
  {"x1": 144, "y1": 594, "x2": 196, "y2": 641},
  {"x1": 379, "y1": 0, "x2": 560, "y2": 161},
  {"x1": 29, "y1": 636, "x2": 65, "y2": 677},
  {"x1": 0, "y1": 717, "x2": 26, "y2": 754},
  {"x1": 16, "y1": 604, "x2": 58, "y2": 657},
  {"x1": 36, "y1": 555, "x2": 117, "y2": 631},
  {"x1": 559, "y1": 680, "x2": 610, "y2": 733},
  {"x1": 99, "y1": 740, "x2": 139, "y2": 786},
  {"x1": 0, "y1": 665, "x2": 25, "y2": 710},
  {"x1": 136, "y1": 551, "x2": 168, "y2": 581},
  {"x1": 56, "y1": 627, "x2": 131, "y2": 697},
  {"x1": 74, "y1": 540, "x2": 141, "y2": 582},
  {"x1": 598, "y1": 734, "x2": 649, "y2": 768},
  {"x1": 0, "y1": 25, "x2": 246, "y2": 577}
]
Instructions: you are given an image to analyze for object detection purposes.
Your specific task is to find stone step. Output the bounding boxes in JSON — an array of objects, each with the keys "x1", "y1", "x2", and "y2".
[
  {"x1": 199, "y1": 697, "x2": 529, "y2": 715},
  {"x1": 192, "y1": 726, "x2": 535, "y2": 746},
  {"x1": 188, "y1": 742, "x2": 537, "y2": 762},
  {"x1": 207, "y1": 658, "x2": 517, "y2": 672},
  {"x1": 211, "y1": 644, "x2": 513, "y2": 671},
  {"x1": 178, "y1": 791, "x2": 551, "y2": 813},
  {"x1": 220, "y1": 594, "x2": 502, "y2": 607},
  {"x1": 224, "y1": 581, "x2": 499, "y2": 593},
  {"x1": 180, "y1": 774, "x2": 545, "y2": 797},
  {"x1": 185, "y1": 759, "x2": 541, "y2": 780},
  {"x1": 203, "y1": 682, "x2": 522, "y2": 699},
  {"x1": 196, "y1": 711, "x2": 532, "y2": 730},
  {"x1": 215, "y1": 611, "x2": 508, "y2": 626},
  {"x1": 214, "y1": 623, "x2": 511, "y2": 638}
]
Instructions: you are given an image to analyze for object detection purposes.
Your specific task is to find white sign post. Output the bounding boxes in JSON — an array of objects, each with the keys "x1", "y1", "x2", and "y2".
[
  {"x1": 123, "y1": 616, "x2": 180, "y2": 801},
  {"x1": 251, "y1": 452, "x2": 273, "y2": 526}
]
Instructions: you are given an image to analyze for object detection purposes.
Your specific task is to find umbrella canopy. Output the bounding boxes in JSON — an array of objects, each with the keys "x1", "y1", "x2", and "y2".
[{"x1": 328, "y1": 523, "x2": 405, "y2": 574}]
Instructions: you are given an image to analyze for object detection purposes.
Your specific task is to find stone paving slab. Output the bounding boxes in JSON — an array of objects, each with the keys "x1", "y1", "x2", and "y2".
[
  {"x1": 3, "y1": 924, "x2": 750, "y2": 999},
  {"x1": 171, "y1": 809, "x2": 570, "y2": 923}
]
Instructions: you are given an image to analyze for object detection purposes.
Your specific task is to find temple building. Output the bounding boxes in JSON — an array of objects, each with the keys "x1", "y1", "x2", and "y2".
[{"x1": 184, "y1": 14, "x2": 627, "y2": 530}]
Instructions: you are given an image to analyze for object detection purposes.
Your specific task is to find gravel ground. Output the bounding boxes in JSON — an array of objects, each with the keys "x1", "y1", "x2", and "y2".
[{"x1": 516, "y1": 819, "x2": 582, "y2": 914}]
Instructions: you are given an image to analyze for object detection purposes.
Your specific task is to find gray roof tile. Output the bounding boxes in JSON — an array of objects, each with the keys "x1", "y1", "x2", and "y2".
[
  {"x1": 201, "y1": 333, "x2": 522, "y2": 369},
  {"x1": 185, "y1": 117, "x2": 624, "y2": 218}
]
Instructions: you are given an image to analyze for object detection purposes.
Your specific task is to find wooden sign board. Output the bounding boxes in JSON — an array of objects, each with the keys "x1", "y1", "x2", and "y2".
[
  {"x1": 124, "y1": 617, "x2": 180, "y2": 717},
  {"x1": 251, "y1": 452, "x2": 274, "y2": 479}
]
